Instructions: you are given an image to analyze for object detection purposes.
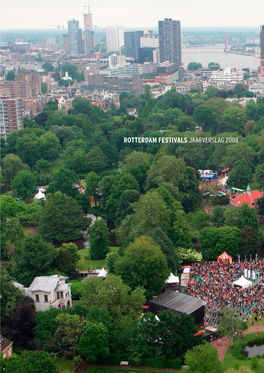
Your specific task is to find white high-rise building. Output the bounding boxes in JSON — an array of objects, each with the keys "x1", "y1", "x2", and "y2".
[{"x1": 106, "y1": 25, "x2": 124, "y2": 53}]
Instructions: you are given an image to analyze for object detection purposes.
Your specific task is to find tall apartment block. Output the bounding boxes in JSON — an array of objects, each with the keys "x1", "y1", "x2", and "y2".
[
  {"x1": 158, "y1": 18, "x2": 182, "y2": 70},
  {"x1": 83, "y1": 12, "x2": 94, "y2": 55},
  {"x1": 68, "y1": 19, "x2": 83, "y2": 54},
  {"x1": 0, "y1": 98, "x2": 23, "y2": 140},
  {"x1": 124, "y1": 31, "x2": 144, "y2": 59},
  {"x1": 106, "y1": 25, "x2": 124, "y2": 53},
  {"x1": 261, "y1": 25, "x2": 264, "y2": 68}
]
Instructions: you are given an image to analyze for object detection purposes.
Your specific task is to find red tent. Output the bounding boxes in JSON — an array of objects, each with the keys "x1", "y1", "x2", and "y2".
[{"x1": 217, "y1": 251, "x2": 232, "y2": 263}]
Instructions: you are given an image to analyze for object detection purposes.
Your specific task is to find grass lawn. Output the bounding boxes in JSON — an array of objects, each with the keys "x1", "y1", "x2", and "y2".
[
  {"x1": 86, "y1": 367, "x2": 180, "y2": 373},
  {"x1": 51, "y1": 159, "x2": 64, "y2": 174},
  {"x1": 23, "y1": 226, "x2": 32, "y2": 236},
  {"x1": 77, "y1": 247, "x2": 119, "y2": 270},
  {"x1": 55, "y1": 357, "x2": 75, "y2": 373},
  {"x1": 222, "y1": 331, "x2": 264, "y2": 372}
]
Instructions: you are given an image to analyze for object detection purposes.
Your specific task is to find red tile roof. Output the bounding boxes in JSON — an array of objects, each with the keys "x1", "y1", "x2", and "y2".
[{"x1": 232, "y1": 190, "x2": 263, "y2": 207}]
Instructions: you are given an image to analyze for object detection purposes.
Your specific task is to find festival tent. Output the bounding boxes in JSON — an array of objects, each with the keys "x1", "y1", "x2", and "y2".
[
  {"x1": 233, "y1": 276, "x2": 252, "y2": 289},
  {"x1": 34, "y1": 190, "x2": 46, "y2": 202},
  {"x1": 165, "y1": 273, "x2": 180, "y2": 284},
  {"x1": 201, "y1": 173, "x2": 217, "y2": 180},
  {"x1": 97, "y1": 268, "x2": 108, "y2": 278},
  {"x1": 217, "y1": 251, "x2": 232, "y2": 263}
]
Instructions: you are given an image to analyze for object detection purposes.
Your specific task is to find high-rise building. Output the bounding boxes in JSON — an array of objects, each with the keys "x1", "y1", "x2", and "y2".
[
  {"x1": 68, "y1": 19, "x2": 83, "y2": 54},
  {"x1": 260, "y1": 25, "x2": 264, "y2": 68},
  {"x1": 106, "y1": 25, "x2": 124, "y2": 53},
  {"x1": 84, "y1": 13, "x2": 93, "y2": 30},
  {"x1": 0, "y1": 98, "x2": 23, "y2": 140},
  {"x1": 158, "y1": 18, "x2": 182, "y2": 69},
  {"x1": 124, "y1": 31, "x2": 144, "y2": 59},
  {"x1": 83, "y1": 12, "x2": 94, "y2": 55}
]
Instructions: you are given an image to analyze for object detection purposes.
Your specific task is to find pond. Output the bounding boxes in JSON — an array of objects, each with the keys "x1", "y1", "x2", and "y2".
[{"x1": 243, "y1": 344, "x2": 264, "y2": 358}]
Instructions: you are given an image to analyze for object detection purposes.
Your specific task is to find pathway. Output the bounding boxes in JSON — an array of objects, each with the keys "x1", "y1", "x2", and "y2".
[{"x1": 211, "y1": 325, "x2": 264, "y2": 361}]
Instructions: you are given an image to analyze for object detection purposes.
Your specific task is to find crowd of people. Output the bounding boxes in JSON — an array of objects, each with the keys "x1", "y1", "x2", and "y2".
[{"x1": 183, "y1": 260, "x2": 264, "y2": 319}]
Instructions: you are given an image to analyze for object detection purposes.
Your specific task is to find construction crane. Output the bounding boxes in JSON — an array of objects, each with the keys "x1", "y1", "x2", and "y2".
[
  {"x1": 84, "y1": 3, "x2": 100, "y2": 14},
  {"x1": 46, "y1": 24, "x2": 65, "y2": 29}
]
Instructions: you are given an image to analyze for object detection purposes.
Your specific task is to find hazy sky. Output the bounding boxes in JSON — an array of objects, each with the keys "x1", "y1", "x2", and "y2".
[{"x1": 1, "y1": 0, "x2": 263, "y2": 29}]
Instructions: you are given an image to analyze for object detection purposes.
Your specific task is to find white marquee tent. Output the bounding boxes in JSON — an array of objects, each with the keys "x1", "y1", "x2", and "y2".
[
  {"x1": 34, "y1": 190, "x2": 46, "y2": 202},
  {"x1": 233, "y1": 276, "x2": 252, "y2": 289},
  {"x1": 165, "y1": 273, "x2": 180, "y2": 284}
]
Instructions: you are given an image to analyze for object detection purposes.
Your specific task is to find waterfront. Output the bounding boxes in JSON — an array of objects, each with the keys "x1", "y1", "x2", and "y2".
[{"x1": 182, "y1": 47, "x2": 260, "y2": 70}]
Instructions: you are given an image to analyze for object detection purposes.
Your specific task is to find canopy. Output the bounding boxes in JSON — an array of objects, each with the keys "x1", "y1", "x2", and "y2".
[
  {"x1": 233, "y1": 276, "x2": 252, "y2": 289},
  {"x1": 97, "y1": 267, "x2": 108, "y2": 278},
  {"x1": 165, "y1": 273, "x2": 179, "y2": 284},
  {"x1": 201, "y1": 173, "x2": 217, "y2": 179},
  {"x1": 34, "y1": 190, "x2": 46, "y2": 202},
  {"x1": 217, "y1": 251, "x2": 232, "y2": 263}
]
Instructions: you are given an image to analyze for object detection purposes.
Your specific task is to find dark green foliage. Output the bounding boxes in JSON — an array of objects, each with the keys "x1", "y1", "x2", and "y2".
[
  {"x1": 184, "y1": 343, "x2": 222, "y2": 373},
  {"x1": 89, "y1": 219, "x2": 110, "y2": 260},
  {"x1": 12, "y1": 170, "x2": 36, "y2": 198},
  {"x1": 188, "y1": 62, "x2": 202, "y2": 70},
  {"x1": 1, "y1": 350, "x2": 59, "y2": 373},
  {"x1": 55, "y1": 243, "x2": 80, "y2": 279},
  {"x1": 78, "y1": 322, "x2": 109, "y2": 362},
  {"x1": 46, "y1": 168, "x2": 78, "y2": 197},
  {"x1": 240, "y1": 226, "x2": 261, "y2": 256},
  {"x1": 115, "y1": 236, "x2": 170, "y2": 300},
  {"x1": 39, "y1": 192, "x2": 88, "y2": 243},
  {"x1": 5, "y1": 70, "x2": 16, "y2": 80}
]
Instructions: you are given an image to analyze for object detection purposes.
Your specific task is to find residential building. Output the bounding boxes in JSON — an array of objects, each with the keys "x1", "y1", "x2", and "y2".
[
  {"x1": 209, "y1": 67, "x2": 244, "y2": 88},
  {"x1": 138, "y1": 47, "x2": 159, "y2": 64},
  {"x1": 261, "y1": 25, "x2": 264, "y2": 68},
  {"x1": 124, "y1": 31, "x2": 144, "y2": 59},
  {"x1": 109, "y1": 54, "x2": 126, "y2": 68},
  {"x1": 158, "y1": 18, "x2": 182, "y2": 70},
  {"x1": 106, "y1": 25, "x2": 124, "y2": 53},
  {"x1": 230, "y1": 185, "x2": 263, "y2": 208},
  {"x1": 14, "y1": 275, "x2": 72, "y2": 312},
  {"x1": 0, "y1": 97, "x2": 23, "y2": 139},
  {"x1": 0, "y1": 336, "x2": 13, "y2": 358},
  {"x1": 140, "y1": 33, "x2": 159, "y2": 48},
  {"x1": 63, "y1": 34, "x2": 70, "y2": 53},
  {"x1": 68, "y1": 19, "x2": 83, "y2": 54}
]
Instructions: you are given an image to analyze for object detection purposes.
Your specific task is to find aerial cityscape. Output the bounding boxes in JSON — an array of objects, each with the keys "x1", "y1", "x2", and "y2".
[{"x1": 1, "y1": 2, "x2": 264, "y2": 373}]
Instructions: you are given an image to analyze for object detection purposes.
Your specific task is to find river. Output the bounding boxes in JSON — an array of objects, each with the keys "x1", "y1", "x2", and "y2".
[{"x1": 182, "y1": 47, "x2": 259, "y2": 70}]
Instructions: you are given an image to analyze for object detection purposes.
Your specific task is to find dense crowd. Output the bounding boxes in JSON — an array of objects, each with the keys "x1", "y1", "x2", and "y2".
[{"x1": 183, "y1": 261, "x2": 264, "y2": 318}]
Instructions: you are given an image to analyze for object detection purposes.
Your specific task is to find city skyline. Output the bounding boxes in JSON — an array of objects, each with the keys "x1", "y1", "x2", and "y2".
[{"x1": 0, "y1": 0, "x2": 263, "y2": 29}]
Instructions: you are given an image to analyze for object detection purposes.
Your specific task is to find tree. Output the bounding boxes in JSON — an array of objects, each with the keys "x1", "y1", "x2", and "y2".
[
  {"x1": 184, "y1": 343, "x2": 221, "y2": 373},
  {"x1": 41, "y1": 82, "x2": 47, "y2": 93},
  {"x1": 129, "y1": 311, "x2": 203, "y2": 363},
  {"x1": 116, "y1": 189, "x2": 140, "y2": 223},
  {"x1": 18, "y1": 201, "x2": 43, "y2": 225},
  {"x1": 52, "y1": 313, "x2": 87, "y2": 357},
  {"x1": 193, "y1": 105, "x2": 215, "y2": 131},
  {"x1": 223, "y1": 142, "x2": 255, "y2": 169},
  {"x1": 0, "y1": 266, "x2": 24, "y2": 321},
  {"x1": 121, "y1": 151, "x2": 152, "y2": 173},
  {"x1": 89, "y1": 219, "x2": 110, "y2": 260},
  {"x1": 84, "y1": 171, "x2": 100, "y2": 205},
  {"x1": 2, "y1": 154, "x2": 29, "y2": 183},
  {"x1": 170, "y1": 210, "x2": 193, "y2": 249},
  {"x1": 238, "y1": 203, "x2": 259, "y2": 231},
  {"x1": 187, "y1": 62, "x2": 202, "y2": 70},
  {"x1": 224, "y1": 205, "x2": 239, "y2": 227},
  {"x1": 35, "y1": 308, "x2": 61, "y2": 349},
  {"x1": 42, "y1": 61, "x2": 54, "y2": 71},
  {"x1": 208, "y1": 62, "x2": 220, "y2": 68},
  {"x1": 46, "y1": 168, "x2": 78, "y2": 198},
  {"x1": 0, "y1": 195, "x2": 25, "y2": 218},
  {"x1": 39, "y1": 192, "x2": 88, "y2": 243},
  {"x1": 117, "y1": 191, "x2": 171, "y2": 244},
  {"x1": 39, "y1": 132, "x2": 60, "y2": 161},
  {"x1": 2, "y1": 298, "x2": 36, "y2": 347},
  {"x1": 234, "y1": 83, "x2": 246, "y2": 97},
  {"x1": 222, "y1": 107, "x2": 246, "y2": 134},
  {"x1": 14, "y1": 235, "x2": 57, "y2": 284},
  {"x1": 115, "y1": 236, "x2": 170, "y2": 300},
  {"x1": 204, "y1": 85, "x2": 219, "y2": 98},
  {"x1": 190, "y1": 211, "x2": 211, "y2": 230},
  {"x1": 78, "y1": 322, "x2": 109, "y2": 362},
  {"x1": 254, "y1": 164, "x2": 264, "y2": 187},
  {"x1": 80, "y1": 274, "x2": 145, "y2": 319},
  {"x1": 86, "y1": 146, "x2": 107, "y2": 172},
  {"x1": 240, "y1": 226, "x2": 261, "y2": 256},
  {"x1": 56, "y1": 243, "x2": 80, "y2": 278},
  {"x1": 5, "y1": 70, "x2": 16, "y2": 80},
  {"x1": 211, "y1": 205, "x2": 225, "y2": 227},
  {"x1": 15, "y1": 134, "x2": 41, "y2": 167},
  {"x1": 12, "y1": 170, "x2": 36, "y2": 198},
  {"x1": 217, "y1": 309, "x2": 247, "y2": 347},
  {"x1": 228, "y1": 160, "x2": 252, "y2": 189},
  {"x1": 1, "y1": 350, "x2": 59, "y2": 373}
]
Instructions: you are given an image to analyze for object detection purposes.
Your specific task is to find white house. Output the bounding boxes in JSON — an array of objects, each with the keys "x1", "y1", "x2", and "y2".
[{"x1": 14, "y1": 275, "x2": 72, "y2": 312}]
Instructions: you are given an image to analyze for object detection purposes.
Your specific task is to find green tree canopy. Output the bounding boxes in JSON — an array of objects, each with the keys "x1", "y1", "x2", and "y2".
[
  {"x1": 218, "y1": 309, "x2": 247, "y2": 347},
  {"x1": 89, "y1": 219, "x2": 110, "y2": 260},
  {"x1": 78, "y1": 322, "x2": 109, "y2": 362},
  {"x1": 55, "y1": 243, "x2": 81, "y2": 278},
  {"x1": 39, "y1": 192, "x2": 88, "y2": 243},
  {"x1": 46, "y1": 168, "x2": 78, "y2": 198},
  {"x1": 115, "y1": 236, "x2": 170, "y2": 300},
  {"x1": 12, "y1": 170, "x2": 37, "y2": 198},
  {"x1": 80, "y1": 274, "x2": 145, "y2": 319},
  {"x1": 184, "y1": 343, "x2": 222, "y2": 373},
  {"x1": 2, "y1": 154, "x2": 29, "y2": 183},
  {"x1": 188, "y1": 62, "x2": 202, "y2": 70},
  {"x1": 5, "y1": 70, "x2": 16, "y2": 80}
]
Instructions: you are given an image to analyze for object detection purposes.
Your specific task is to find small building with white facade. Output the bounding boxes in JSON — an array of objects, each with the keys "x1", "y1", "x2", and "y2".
[{"x1": 14, "y1": 275, "x2": 72, "y2": 312}]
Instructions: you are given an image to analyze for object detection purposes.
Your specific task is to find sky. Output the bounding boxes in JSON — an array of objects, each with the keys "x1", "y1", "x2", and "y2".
[{"x1": 0, "y1": 0, "x2": 263, "y2": 30}]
